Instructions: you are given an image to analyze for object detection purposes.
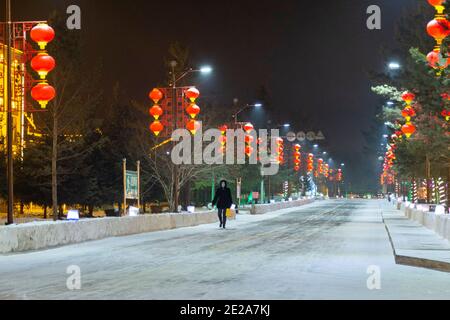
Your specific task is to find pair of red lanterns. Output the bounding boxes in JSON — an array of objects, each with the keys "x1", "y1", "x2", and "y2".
[
  {"x1": 275, "y1": 137, "x2": 284, "y2": 164},
  {"x1": 29, "y1": 23, "x2": 56, "y2": 108}
]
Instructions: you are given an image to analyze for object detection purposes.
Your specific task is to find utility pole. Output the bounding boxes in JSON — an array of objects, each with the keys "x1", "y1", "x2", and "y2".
[
  {"x1": 171, "y1": 61, "x2": 180, "y2": 213},
  {"x1": 6, "y1": 0, "x2": 14, "y2": 225}
]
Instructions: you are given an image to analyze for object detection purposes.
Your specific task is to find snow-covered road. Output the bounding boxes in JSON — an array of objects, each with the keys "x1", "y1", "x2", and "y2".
[{"x1": 1, "y1": 200, "x2": 449, "y2": 300}]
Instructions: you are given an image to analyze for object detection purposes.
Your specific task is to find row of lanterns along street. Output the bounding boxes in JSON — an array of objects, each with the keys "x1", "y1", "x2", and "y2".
[
  {"x1": 382, "y1": 0, "x2": 449, "y2": 188},
  {"x1": 29, "y1": 23, "x2": 56, "y2": 108},
  {"x1": 382, "y1": 92, "x2": 416, "y2": 188},
  {"x1": 149, "y1": 87, "x2": 202, "y2": 137},
  {"x1": 426, "y1": 0, "x2": 450, "y2": 121}
]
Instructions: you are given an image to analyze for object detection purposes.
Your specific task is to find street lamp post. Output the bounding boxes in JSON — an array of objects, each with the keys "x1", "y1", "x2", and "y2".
[
  {"x1": 168, "y1": 61, "x2": 212, "y2": 212},
  {"x1": 232, "y1": 103, "x2": 262, "y2": 125},
  {"x1": 5, "y1": 0, "x2": 14, "y2": 225}
]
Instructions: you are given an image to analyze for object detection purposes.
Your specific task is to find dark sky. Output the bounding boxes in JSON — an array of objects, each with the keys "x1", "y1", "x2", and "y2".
[{"x1": 11, "y1": 0, "x2": 418, "y2": 191}]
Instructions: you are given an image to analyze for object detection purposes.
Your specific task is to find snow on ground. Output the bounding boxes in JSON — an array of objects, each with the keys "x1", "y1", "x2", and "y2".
[{"x1": 0, "y1": 200, "x2": 449, "y2": 300}]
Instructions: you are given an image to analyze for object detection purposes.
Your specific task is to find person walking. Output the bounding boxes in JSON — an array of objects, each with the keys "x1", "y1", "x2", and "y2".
[{"x1": 212, "y1": 180, "x2": 233, "y2": 229}]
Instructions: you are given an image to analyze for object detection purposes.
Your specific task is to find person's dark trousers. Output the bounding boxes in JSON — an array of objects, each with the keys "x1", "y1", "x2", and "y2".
[{"x1": 218, "y1": 208, "x2": 227, "y2": 228}]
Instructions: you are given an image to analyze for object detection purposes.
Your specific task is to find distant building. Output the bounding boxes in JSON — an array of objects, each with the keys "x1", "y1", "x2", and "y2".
[{"x1": 0, "y1": 43, "x2": 40, "y2": 158}]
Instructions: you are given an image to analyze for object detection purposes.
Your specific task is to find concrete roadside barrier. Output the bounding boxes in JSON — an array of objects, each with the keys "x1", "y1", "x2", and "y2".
[
  {"x1": 250, "y1": 198, "x2": 314, "y2": 215},
  {"x1": 0, "y1": 211, "x2": 218, "y2": 254},
  {"x1": 404, "y1": 206, "x2": 450, "y2": 242}
]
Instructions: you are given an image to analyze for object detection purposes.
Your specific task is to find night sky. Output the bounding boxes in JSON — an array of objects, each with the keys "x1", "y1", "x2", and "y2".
[{"x1": 10, "y1": 0, "x2": 419, "y2": 192}]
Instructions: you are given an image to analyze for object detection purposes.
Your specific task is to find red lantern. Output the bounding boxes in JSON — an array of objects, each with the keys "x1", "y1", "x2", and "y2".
[
  {"x1": 276, "y1": 137, "x2": 284, "y2": 145},
  {"x1": 186, "y1": 103, "x2": 201, "y2": 119},
  {"x1": 428, "y1": 0, "x2": 445, "y2": 5},
  {"x1": 149, "y1": 105, "x2": 163, "y2": 120},
  {"x1": 31, "y1": 82, "x2": 56, "y2": 108},
  {"x1": 187, "y1": 120, "x2": 200, "y2": 135},
  {"x1": 402, "y1": 123, "x2": 417, "y2": 138},
  {"x1": 402, "y1": 92, "x2": 416, "y2": 104},
  {"x1": 294, "y1": 166, "x2": 300, "y2": 172},
  {"x1": 427, "y1": 18, "x2": 450, "y2": 45},
  {"x1": 441, "y1": 109, "x2": 450, "y2": 121},
  {"x1": 219, "y1": 135, "x2": 227, "y2": 146},
  {"x1": 150, "y1": 121, "x2": 164, "y2": 136},
  {"x1": 401, "y1": 107, "x2": 416, "y2": 121},
  {"x1": 30, "y1": 23, "x2": 55, "y2": 50},
  {"x1": 294, "y1": 144, "x2": 301, "y2": 152},
  {"x1": 243, "y1": 123, "x2": 254, "y2": 133},
  {"x1": 31, "y1": 52, "x2": 55, "y2": 79},
  {"x1": 219, "y1": 125, "x2": 228, "y2": 134},
  {"x1": 149, "y1": 88, "x2": 163, "y2": 104},
  {"x1": 245, "y1": 135, "x2": 254, "y2": 144},
  {"x1": 427, "y1": 50, "x2": 450, "y2": 70},
  {"x1": 245, "y1": 146, "x2": 254, "y2": 157},
  {"x1": 186, "y1": 88, "x2": 200, "y2": 102}
]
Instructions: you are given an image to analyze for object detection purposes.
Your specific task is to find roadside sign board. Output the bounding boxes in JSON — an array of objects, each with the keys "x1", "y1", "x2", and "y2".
[{"x1": 126, "y1": 170, "x2": 139, "y2": 200}]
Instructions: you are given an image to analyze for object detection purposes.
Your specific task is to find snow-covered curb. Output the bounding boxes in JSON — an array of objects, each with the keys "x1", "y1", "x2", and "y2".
[
  {"x1": 403, "y1": 206, "x2": 450, "y2": 242},
  {"x1": 0, "y1": 211, "x2": 217, "y2": 254},
  {"x1": 250, "y1": 199, "x2": 314, "y2": 215}
]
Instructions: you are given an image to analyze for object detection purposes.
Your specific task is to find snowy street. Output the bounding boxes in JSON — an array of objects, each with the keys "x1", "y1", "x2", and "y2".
[{"x1": 1, "y1": 200, "x2": 449, "y2": 300}]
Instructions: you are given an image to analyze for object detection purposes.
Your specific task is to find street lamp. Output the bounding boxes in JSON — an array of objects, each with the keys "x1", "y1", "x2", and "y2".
[
  {"x1": 200, "y1": 66, "x2": 213, "y2": 74},
  {"x1": 233, "y1": 103, "x2": 263, "y2": 124},
  {"x1": 387, "y1": 101, "x2": 395, "y2": 106},
  {"x1": 273, "y1": 123, "x2": 290, "y2": 129},
  {"x1": 388, "y1": 62, "x2": 401, "y2": 70},
  {"x1": 170, "y1": 61, "x2": 213, "y2": 88}
]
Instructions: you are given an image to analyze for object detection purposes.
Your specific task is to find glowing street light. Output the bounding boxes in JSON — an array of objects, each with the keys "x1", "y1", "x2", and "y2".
[
  {"x1": 171, "y1": 62, "x2": 214, "y2": 87},
  {"x1": 388, "y1": 62, "x2": 401, "y2": 70},
  {"x1": 233, "y1": 103, "x2": 263, "y2": 124},
  {"x1": 200, "y1": 66, "x2": 213, "y2": 74}
]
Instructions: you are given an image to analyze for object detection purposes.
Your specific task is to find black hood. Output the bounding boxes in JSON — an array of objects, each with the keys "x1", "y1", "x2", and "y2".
[{"x1": 219, "y1": 180, "x2": 228, "y2": 188}]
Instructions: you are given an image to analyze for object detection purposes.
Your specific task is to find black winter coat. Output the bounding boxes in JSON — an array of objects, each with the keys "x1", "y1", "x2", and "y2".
[{"x1": 212, "y1": 181, "x2": 233, "y2": 209}]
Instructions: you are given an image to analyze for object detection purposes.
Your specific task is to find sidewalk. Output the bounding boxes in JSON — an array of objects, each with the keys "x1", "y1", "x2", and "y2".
[{"x1": 380, "y1": 201, "x2": 450, "y2": 273}]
